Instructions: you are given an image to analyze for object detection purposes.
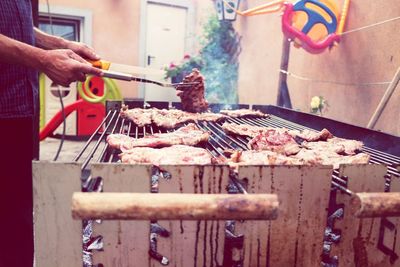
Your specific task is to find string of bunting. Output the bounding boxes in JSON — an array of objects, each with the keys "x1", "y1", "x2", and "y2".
[{"x1": 279, "y1": 70, "x2": 391, "y2": 87}]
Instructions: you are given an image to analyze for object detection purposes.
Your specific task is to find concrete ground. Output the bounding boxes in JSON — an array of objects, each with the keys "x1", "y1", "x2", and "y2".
[{"x1": 40, "y1": 137, "x2": 86, "y2": 161}]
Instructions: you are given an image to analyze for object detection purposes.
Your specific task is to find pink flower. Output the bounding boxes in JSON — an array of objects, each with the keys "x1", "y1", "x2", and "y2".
[
  {"x1": 183, "y1": 54, "x2": 191, "y2": 60},
  {"x1": 169, "y1": 62, "x2": 177, "y2": 69}
]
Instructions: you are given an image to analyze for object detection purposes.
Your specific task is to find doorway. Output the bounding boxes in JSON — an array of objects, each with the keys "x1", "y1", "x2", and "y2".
[{"x1": 143, "y1": 2, "x2": 188, "y2": 102}]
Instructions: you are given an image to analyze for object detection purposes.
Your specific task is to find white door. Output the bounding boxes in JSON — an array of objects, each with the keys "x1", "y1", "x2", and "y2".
[{"x1": 144, "y1": 2, "x2": 187, "y2": 102}]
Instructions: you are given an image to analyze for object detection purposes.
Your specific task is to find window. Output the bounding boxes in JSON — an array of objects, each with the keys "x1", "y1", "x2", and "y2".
[{"x1": 39, "y1": 16, "x2": 80, "y2": 42}]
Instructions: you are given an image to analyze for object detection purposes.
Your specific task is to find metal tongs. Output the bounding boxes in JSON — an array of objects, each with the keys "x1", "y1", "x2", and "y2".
[{"x1": 101, "y1": 70, "x2": 198, "y2": 89}]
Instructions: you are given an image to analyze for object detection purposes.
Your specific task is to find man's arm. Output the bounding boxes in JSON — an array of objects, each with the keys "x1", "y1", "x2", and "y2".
[
  {"x1": 0, "y1": 33, "x2": 102, "y2": 87},
  {"x1": 34, "y1": 27, "x2": 99, "y2": 61}
]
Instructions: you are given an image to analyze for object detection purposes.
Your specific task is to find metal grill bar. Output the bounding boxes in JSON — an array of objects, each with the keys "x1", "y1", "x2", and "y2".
[
  {"x1": 80, "y1": 110, "x2": 119, "y2": 170},
  {"x1": 74, "y1": 110, "x2": 114, "y2": 162}
]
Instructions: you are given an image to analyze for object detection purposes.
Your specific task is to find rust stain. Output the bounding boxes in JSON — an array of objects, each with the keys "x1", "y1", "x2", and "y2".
[
  {"x1": 199, "y1": 167, "x2": 204, "y2": 194},
  {"x1": 208, "y1": 168, "x2": 212, "y2": 194},
  {"x1": 203, "y1": 221, "x2": 208, "y2": 267},
  {"x1": 194, "y1": 169, "x2": 198, "y2": 194},
  {"x1": 212, "y1": 166, "x2": 217, "y2": 194},
  {"x1": 294, "y1": 173, "x2": 304, "y2": 267},
  {"x1": 214, "y1": 222, "x2": 221, "y2": 266},
  {"x1": 209, "y1": 221, "x2": 214, "y2": 267},
  {"x1": 178, "y1": 168, "x2": 183, "y2": 194},
  {"x1": 218, "y1": 168, "x2": 223, "y2": 193},
  {"x1": 194, "y1": 221, "x2": 201, "y2": 267},
  {"x1": 353, "y1": 220, "x2": 369, "y2": 267},
  {"x1": 117, "y1": 221, "x2": 122, "y2": 245},
  {"x1": 270, "y1": 167, "x2": 275, "y2": 194}
]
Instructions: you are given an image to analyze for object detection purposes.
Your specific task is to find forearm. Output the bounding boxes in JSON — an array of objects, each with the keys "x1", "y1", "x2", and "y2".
[
  {"x1": 0, "y1": 34, "x2": 45, "y2": 70},
  {"x1": 34, "y1": 27, "x2": 67, "y2": 50}
]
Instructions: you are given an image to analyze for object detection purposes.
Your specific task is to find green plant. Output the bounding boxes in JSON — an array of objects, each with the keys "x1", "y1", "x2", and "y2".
[
  {"x1": 200, "y1": 15, "x2": 240, "y2": 104},
  {"x1": 164, "y1": 54, "x2": 203, "y2": 80},
  {"x1": 310, "y1": 96, "x2": 329, "y2": 115}
]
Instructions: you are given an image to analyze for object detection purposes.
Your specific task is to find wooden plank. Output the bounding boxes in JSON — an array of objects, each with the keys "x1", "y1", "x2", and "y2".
[
  {"x1": 331, "y1": 164, "x2": 389, "y2": 266},
  {"x1": 153, "y1": 165, "x2": 229, "y2": 267},
  {"x1": 33, "y1": 161, "x2": 82, "y2": 267},
  {"x1": 236, "y1": 165, "x2": 333, "y2": 267},
  {"x1": 90, "y1": 164, "x2": 151, "y2": 267}
]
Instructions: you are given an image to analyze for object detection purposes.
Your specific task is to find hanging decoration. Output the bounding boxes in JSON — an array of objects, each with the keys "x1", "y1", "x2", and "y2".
[{"x1": 222, "y1": 0, "x2": 350, "y2": 54}]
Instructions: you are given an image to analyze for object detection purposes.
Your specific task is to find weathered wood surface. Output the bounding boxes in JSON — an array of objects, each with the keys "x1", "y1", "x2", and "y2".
[
  {"x1": 352, "y1": 192, "x2": 400, "y2": 218},
  {"x1": 91, "y1": 164, "x2": 151, "y2": 267},
  {"x1": 234, "y1": 165, "x2": 333, "y2": 267},
  {"x1": 33, "y1": 161, "x2": 82, "y2": 267},
  {"x1": 331, "y1": 164, "x2": 393, "y2": 266},
  {"x1": 72, "y1": 192, "x2": 279, "y2": 220},
  {"x1": 153, "y1": 165, "x2": 229, "y2": 267}
]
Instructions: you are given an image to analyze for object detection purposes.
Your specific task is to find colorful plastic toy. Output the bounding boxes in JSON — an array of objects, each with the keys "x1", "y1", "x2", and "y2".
[{"x1": 223, "y1": 0, "x2": 350, "y2": 54}]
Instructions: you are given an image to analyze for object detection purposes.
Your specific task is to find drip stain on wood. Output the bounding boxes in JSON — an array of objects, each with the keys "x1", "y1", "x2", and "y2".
[
  {"x1": 294, "y1": 173, "x2": 304, "y2": 267},
  {"x1": 194, "y1": 221, "x2": 201, "y2": 267},
  {"x1": 353, "y1": 220, "x2": 368, "y2": 267},
  {"x1": 209, "y1": 221, "x2": 214, "y2": 267},
  {"x1": 203, "y1": 221, "x2": 208, "y2": 267}
]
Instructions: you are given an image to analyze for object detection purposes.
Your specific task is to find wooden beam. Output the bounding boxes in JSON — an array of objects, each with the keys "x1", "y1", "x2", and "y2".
[
  {"x1": 352, "y1": 192, "x2": 400, "y2": 218},
  {"x1": 277, "y1": 37, "x2": 292, "y2": 108},
  {"x1": 367, "y1": 67, "x2": 400, "y2": 129},
  {"x1": 72, "y1": 192, "x2": 279, "y2": 220}
]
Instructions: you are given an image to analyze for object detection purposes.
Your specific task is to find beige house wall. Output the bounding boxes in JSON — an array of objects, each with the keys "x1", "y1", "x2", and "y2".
[
  {"x1": 234, "y1": 0, "x2": 400, "y2": 135},
  {"x1": 39, "y1": 0, "x2": 141, "y2": 97},
  {"x1": 39, "y1": 0, "x2": 213, "y2": 99}
]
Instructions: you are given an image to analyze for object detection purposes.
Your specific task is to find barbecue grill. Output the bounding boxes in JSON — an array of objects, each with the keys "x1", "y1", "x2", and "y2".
[{"x1": 33, "y1": 100, "x2": 400, "y2": 267}]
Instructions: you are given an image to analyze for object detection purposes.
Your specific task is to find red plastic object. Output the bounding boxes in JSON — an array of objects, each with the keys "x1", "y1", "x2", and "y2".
[
  {"x1": 282, "y1": 3, "x2": 341, "y2": 54},
  {"x1": 77, "y1": 101, "x2": 105, "y2": 136},
  {"x1": 77, "y1": 76, "x2": 106, "y2": 136},
  {"x1": 40, "y1": 99, "x2": 86, "y2": 141}
]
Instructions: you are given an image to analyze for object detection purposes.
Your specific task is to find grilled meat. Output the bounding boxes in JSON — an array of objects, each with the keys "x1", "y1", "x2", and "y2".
[
  {"x1": 106, "y1": 134, "x2": 134, "y2": 150},
  {"x1": 120, "y1": 107, "x2": 226, "y2": 129},
  {"x1": 177, "y1": 69, "x2": 208, "y2": 113},
  {"x1": 151, "y1": 109, "x2": 196, "y2": 129},
  {"x1": 120, "y1": 145, "x2": 212, "y2": 165},
  {"x1": 296, "y1": 128, "x2": 333, "y2": 142},
  {"x1": 293, "y1": 149, "x2": 370, "y2": 169},
  {"x1": 120, "y1": 105, "x2": 153, "y2": 127},
  {"x1": 248, "y1": 129, "x2": 301, "y2": 156},
  {"x1": 222, "y1": 123, "x2": 332, "y2": 143},
  {"x1": 327, "y1": 138, "x2": 363, "y2": 155},
  {"x1": 222, "y1": 122, "x2": 271, "y2": 138},
  {"x1": 107, "y1": 123, "x2": 209, "y2": 151},
  {"x1": 220, "y1": 109, "x2": 269, "y2": 118},
  {"x1": 228, "y1": 150, "x2": 303, "y2": 165}
]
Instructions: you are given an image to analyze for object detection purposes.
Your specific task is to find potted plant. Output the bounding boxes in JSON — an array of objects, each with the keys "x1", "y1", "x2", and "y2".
[{"x1": 164, "y1": 54, "x2": 204, "y2": 83}]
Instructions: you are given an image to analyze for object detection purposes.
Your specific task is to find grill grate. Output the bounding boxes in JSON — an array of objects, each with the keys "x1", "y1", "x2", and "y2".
[{"x1": 75, "y1": 108, "x2": 400, "y2": 195}]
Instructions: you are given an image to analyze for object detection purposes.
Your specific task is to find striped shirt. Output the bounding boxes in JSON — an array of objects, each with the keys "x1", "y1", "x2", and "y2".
[{"x1": 0, "y1": 0, "x2": 38, "y2": 118}]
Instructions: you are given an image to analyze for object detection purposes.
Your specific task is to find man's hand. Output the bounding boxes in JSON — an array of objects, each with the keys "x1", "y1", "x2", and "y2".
[
  {"x1": 39, "y1": 49, "x2": 103, "y2": 87},
  {"x1": 65, "y1": 41, "x2": 100, "y2": 61}
]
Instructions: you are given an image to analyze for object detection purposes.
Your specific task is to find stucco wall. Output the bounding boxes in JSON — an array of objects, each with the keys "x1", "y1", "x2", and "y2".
[
  {"x1": 40, "y1": 0, "x2": 214, "y2": 99},
  {"x1": 234, "y1": 0, "x2": 400, "y2": 135}
]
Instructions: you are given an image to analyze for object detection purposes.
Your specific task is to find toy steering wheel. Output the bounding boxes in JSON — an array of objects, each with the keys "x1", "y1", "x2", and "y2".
[
  {"x1": 293, "y1": 0, "x2": 338, "y2": 35},
  {"x1": 223, "y1": 0, "x2": 350, "y2": 54},
  {"x1": 282, "y1": 0, "x2": 341, "y2": 54}
]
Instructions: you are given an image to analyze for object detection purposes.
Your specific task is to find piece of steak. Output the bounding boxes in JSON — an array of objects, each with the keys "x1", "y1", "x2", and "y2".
[
  {"x1": 107, "y1": 123, "x2": 210, "y2": 151},
  {"x1": 177, "y1": 69, "x2": 208, "y2": 113},
  {"x1": 120, "y1": 145, "x2": 212, "y2": 165},
  {"x1": 248, "y1": 129, "x2": 301, "y2": 156},
  {"x1": 120, "y1": 105, "x2": 153, "y2": 127}
]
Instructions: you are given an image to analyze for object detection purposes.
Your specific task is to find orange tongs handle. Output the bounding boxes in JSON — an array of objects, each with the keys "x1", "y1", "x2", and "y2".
[{"x1": 88, "y1": 60, "x2": 111, "y2": 70}]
